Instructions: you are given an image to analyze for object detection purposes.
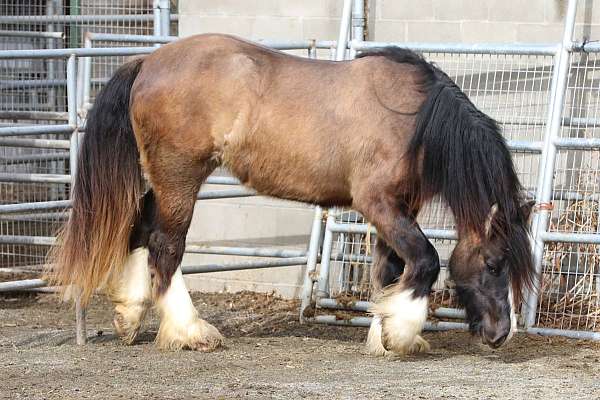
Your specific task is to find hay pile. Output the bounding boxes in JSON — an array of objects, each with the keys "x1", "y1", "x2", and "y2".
[{"x1": 542, "y1": 173, "x2": 600, "y2": 331}]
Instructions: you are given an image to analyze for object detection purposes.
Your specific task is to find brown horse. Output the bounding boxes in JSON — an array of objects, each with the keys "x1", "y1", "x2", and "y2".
[{"x1": 47, "y1": 34, "x2": 535, "y2": 355}]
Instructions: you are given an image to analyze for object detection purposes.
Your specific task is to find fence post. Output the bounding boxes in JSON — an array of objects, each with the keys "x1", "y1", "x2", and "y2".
[
  {"x1": 315, "y1": 212, "x2": 335, "y2": 300},
  {"x1": 159, "y1": 0, "x2": 171, "y2": 37},
  {"x1": 82, "y1": 34, "x2": 93, "y2": 109},
  {"x1": 299, "y1": 206, "x2": 324, "y2": 322},
  {"x1": 336, "y1": 0, "x2": 353, "y2": 61},
  {"x1": 523, "y1": 0, "x2": 578, "y2": 330},
  {"x1": 306, "y1": 0, "x2": 355, "y2": 311},
  {"x1": 350, "y1": 0, "x2": 365, "y2": 58},
  {"x1": 67, "y1": 54, "x2": 87, "y2": 345},
  {"x1": 153, "y1": 0, "x2": 162, "y2": 42}
]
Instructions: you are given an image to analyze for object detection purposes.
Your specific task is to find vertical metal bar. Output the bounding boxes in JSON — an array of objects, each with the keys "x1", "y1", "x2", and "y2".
[
  {"x1": 350, "y1": 0, "x2": 365, "y2": 58},
  {"x1": 299, "y1": 206, "x2": 324, "y2": 322},
  {"x1": 298, "y1": 43, "x2": 322, "y2": 320},
  {"x1": 153, "y1": 0, "x2": 162, "y2": 44},
  {"x1": 47, "y1": 0, "x2": 60, "y2": 202},
  {"x1": 76, "y1": 51, "x2": 85, "y2": 109},
  {"x1": 336, "y1": 0, "x2": 353, "y2": 61},
  {"x1": 67, "y1": 55, "x2": 77, "y2": 127},
  {"x1": 67, "y1": 54, "x2": 86, "y2": 345},
  {"x1": 312, "y1": 0, "x2": 361, "y2": 311},
  {"x1": 524, "y1": 0, "x2": 578, "y2": 329},
  {"x1": 308, "y1": 39, "x2": 317, "y2": 59},
  {"x1": 159, "y1": 0, "x2": 171, "y2": 37},
  {"x1": 46, "y1": 0, "x2": 57, "y2": 108},
  {"x1": 316, "y1": 212, "x2": 336, "y2": 299},
  {"x1": 69, "y1": 0, "x2": 80, "y2": 48},
  {"x1": 82, "y1": 35, "x2": 92, "y2": 108}
]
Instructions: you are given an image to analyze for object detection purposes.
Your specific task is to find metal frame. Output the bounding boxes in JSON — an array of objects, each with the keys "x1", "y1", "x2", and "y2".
[
  {"x1": 3, "y1": 0, "x2": 600, "y2": 342},
  {"x1": 300, "y1": 0, "x2": 600, "y2": 341}
]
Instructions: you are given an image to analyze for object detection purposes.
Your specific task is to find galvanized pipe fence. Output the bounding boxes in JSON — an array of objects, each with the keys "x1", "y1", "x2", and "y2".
[
  {"x1": 0, "y1": 35, "x2": 341, "y2": 342},
  {"x1": 2, "y1": 0, "x2": 600, "y2": 343},
  {"x1": 300, "y1": 0, "x2": 600, "y2": 341}
]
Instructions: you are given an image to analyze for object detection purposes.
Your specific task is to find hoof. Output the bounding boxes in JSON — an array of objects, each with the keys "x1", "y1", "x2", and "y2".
[
  {"x1": 113, "y1": 303, "x2": 148, "y2": 345},
  {"x1": 367, "y1": 287, "x2": 429, "y2": 357},
  {"x1": 156, "y1": 318, "x2": 224, "y2": 352},
  {"x1": 406, "y1": 334, "x2": 430, "y2": 354},
  {"x1": 366, "y1": 316, "x2": 430, "y2": 356},
  {"x1": 366, "y1": 315, "x2": 391, "y2": 356}
]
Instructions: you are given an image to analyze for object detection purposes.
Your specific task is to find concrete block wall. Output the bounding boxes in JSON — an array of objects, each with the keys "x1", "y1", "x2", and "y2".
[
  {"x1": 179, "y1": 1, "x2": 343, "y2": 40},
  {"x1": 177, "y1": 0, "x2": 599, "y2": 299},
  {"x1": 181, "y1": 1, "x2": 600, "y2": 45},
  {"x1": 371, "y1": 0, "x2": 600, "y2": 43}
]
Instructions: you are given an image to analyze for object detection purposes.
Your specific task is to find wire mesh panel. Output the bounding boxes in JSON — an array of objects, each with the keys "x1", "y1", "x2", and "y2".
[
  {"x1": 0, "y1": 1, "x2": 160, "y2": 46},
  {"x1": 318, "y1": 51, "x2": 555, "y2": 318},
  {"x1": 535, "y1": 52, "x2": 600, "y2": 333},
  {"x1": 0, "y1": 1, "x2": 176, "y2": 274},
  {"x1": 0, "y1": 53, "x2": 70, "y2": 270},
  {"x1": 327, "y1": 210, "x2": 374, "y2": 302}
]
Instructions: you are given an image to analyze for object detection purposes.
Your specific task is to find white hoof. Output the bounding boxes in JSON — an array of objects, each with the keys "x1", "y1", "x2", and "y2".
[
  {"x1": 366, "y1": 315, "x2": 391, "y2": 356},
  {"x1": 156, "y1": 318, "x2": 223, "y2": 351},
  {"x1": 367, "y1": 287, "x2": 429, "y2": 356},
  {"x1": 113, "y1": 303, "x2": 149, "y2": 344},
  {"x1": 155, "y1": 267, "x2": 223, "y2": 351}
]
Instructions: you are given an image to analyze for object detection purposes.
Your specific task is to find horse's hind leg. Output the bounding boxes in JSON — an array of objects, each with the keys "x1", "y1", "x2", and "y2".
[
  {"x1": 142, "y1": 153, "x2": 223, "y2": 351},
  {"x1": 105, "y1": 189, "x2": 160, "y2": 344},
  {"x1": 106, "y1": 247, "x2": 152, "y2": 344}
]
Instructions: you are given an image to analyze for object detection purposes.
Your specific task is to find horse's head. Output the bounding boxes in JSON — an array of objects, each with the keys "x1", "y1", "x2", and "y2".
[{"x1": 449, "y1": 200, "x2": 535, "y2": 349}]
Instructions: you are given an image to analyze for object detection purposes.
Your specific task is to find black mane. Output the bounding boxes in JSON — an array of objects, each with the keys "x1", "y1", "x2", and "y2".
[{"x1": 357, "y1": 47, "x2": 534, "y2": 298}]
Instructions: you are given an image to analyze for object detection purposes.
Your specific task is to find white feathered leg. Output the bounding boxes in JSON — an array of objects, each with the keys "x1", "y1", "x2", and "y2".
[
  {"x1": 366, "y1": 286, "x2": 430, "y2": 356},
  {"x1": 154, "y1": 267, "x2": 223, "y2": 351},
  {"x1": 106, "y1": 247, "x2": 152, "y2": 344}
]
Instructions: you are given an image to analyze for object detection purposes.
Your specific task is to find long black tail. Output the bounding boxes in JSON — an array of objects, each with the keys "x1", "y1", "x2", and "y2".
[{"x1": 46, "y1": 58, "x2": 145, "y2": 305}]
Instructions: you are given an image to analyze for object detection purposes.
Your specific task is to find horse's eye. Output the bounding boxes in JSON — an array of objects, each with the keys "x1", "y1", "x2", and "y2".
[{"x1": 486, "y1": 262, "x2": 500, "y2": 276}]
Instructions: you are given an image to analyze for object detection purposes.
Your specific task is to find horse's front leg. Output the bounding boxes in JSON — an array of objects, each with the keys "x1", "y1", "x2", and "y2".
[{"x1": 356, "y1": 196, "x2": 440, "y2": 356}]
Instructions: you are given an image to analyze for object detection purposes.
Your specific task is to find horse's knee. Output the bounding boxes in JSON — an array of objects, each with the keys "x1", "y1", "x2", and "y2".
[
  {"x1": 407, "y1": 249, "x2": 441, "y2": 297},
  {"x1": 372, "y1": 239, "x2": 406, "y2": 290}
]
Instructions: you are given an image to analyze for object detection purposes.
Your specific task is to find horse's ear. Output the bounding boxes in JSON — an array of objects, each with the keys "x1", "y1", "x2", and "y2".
[
  {"x1": 520, "y1": 199, "x2": 536, "y2": 222},
  {"x1": 485, "y1": 203, "x2": 499, "y2": 239}
]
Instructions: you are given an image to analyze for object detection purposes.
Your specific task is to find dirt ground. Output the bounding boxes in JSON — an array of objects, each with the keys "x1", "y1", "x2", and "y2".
[{"x1": 0, "y1": 290, "x2": 598, "y2": 400}]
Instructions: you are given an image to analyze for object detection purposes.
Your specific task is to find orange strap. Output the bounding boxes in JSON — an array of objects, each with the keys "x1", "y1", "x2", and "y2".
[{"x1": 533, "y1": 202, "x2": 554, "y2": 212}]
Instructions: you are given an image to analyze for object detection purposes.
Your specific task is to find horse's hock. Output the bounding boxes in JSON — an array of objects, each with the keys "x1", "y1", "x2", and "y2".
[{"x1": 1, "y1": 0, "x2": 600, "y2": 345}]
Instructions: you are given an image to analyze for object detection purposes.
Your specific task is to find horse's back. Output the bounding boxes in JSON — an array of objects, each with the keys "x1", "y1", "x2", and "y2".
[{"x1": 130, "y1": 34, "x2": 424, "y2": 207}]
